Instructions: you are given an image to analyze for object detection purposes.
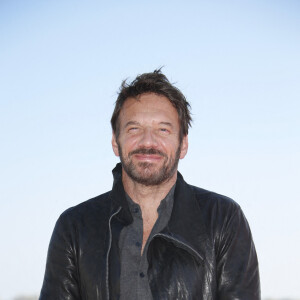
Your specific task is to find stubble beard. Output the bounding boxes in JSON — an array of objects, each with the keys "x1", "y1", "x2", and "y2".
[{"x1": 118, "y1": 144, "x2": 182, "y2": 186}]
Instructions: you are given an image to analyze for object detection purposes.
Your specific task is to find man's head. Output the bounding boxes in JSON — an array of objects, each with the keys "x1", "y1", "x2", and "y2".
[
  {"x1": 111, "y1": 69, "x2": 192, "y2": 141},
  {"x1": 111, "y1": 70, "x2": 192, "y2": 186}
]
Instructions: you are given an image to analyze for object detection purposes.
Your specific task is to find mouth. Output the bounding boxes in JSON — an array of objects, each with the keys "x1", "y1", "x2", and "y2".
[
  {"x1": 133, "y1": 153, "x2": 163, "y2": 161},
  {"x1": 129, "y1": 149, "x2": 166, "y2": 162}
]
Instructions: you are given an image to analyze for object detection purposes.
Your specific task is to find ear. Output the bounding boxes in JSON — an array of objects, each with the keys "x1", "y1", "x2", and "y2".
[
  {"x1": 179, "y1": 135, "x2": 188, "y2": 159},
  {"x1": 112, "y1": 133, "x2": 120, "y2": 157}
]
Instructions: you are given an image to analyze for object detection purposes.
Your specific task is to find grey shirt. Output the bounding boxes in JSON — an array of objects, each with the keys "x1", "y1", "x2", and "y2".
[{"x1": 119, "y1": 185, "x2": 175, "y2": 300}]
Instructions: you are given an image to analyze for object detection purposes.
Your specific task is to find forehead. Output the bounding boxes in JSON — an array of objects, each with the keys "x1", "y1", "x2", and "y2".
[{"x1": 119, "y1": 93, "x2": 179, "y2": 123}]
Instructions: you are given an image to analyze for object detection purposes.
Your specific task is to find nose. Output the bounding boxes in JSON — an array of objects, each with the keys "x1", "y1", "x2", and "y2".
[{"x1": 138, "y1": 127, "x2": 158, "y2": 149}]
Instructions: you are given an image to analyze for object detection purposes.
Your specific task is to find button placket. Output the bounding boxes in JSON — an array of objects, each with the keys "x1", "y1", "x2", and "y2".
[{"x1": 132, "y1": 205, "x2": 139, "y2": 214}]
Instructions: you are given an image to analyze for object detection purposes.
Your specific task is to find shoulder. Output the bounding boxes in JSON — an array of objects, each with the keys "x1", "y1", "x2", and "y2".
[
  {"x1": 188, "y1": 184, "x2": 241, "y2": 213},
  {"x1": 186, "y1": 183, "x2": 247, "y2": 234},
  {"x1": 177, "y1": 172, "x2": 240, "y2": 213},
  {"x1": 187, "y1": 183, "x2": 252, "y2": 244},
  {"x1": 176, "y1": 173, "x2": 243, "y2": 224},
  {"x1": 56, "y1": 191, "x2": 112, "y2": 227}
]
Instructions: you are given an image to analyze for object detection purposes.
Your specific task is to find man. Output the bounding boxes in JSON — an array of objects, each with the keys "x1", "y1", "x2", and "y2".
[{"x1": 40, "y1": 70, "x2": 260, "y2": 299}]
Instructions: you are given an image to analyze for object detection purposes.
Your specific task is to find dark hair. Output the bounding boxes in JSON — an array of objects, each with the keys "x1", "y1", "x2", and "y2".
[{"x1": 111, "y1": 69, "x2": 192, "y2": 140}]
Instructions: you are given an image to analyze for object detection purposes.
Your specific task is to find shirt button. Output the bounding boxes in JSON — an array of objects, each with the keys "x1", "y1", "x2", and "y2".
[
  {"x1": 135, "y1": 241, "x2": 141, "y2": 247},
  {"x1": 139, "y1": 272, "x2": 145, "y2": 278}
]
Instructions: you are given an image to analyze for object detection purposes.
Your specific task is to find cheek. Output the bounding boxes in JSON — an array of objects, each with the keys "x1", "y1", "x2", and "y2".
[
  {"x1": 120, "y1": 136, "x2": 139, "y2": 153},
  {"x1": 161, "y1": 135, "x2": 179, "y2": 147},
  {"x1": 161, "y1": 141, "x2": 180, "y2": 156}
]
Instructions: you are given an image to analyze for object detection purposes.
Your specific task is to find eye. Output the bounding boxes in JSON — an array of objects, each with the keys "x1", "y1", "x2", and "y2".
[
  {"x1": 159, "y1": 128, "x2": 170, "y2": 135},
  {"x1": 128, "y1": 127, "x2": 139, "y2": 132}
]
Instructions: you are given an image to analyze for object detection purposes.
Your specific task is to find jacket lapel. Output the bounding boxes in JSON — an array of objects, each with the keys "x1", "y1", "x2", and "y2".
[{"x1": 161, "y1": 172, "x2": 211, "y2": 263}]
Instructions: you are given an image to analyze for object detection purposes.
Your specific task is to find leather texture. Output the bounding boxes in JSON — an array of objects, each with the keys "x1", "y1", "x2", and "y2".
[{"x1": 40, "y1": 163, "x2": 260, "y2": 300}]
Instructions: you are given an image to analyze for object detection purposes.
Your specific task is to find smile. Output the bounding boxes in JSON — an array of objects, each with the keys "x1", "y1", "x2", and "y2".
[{"x1": 133, "y1": 153, "x2": 163, "y2": 161}]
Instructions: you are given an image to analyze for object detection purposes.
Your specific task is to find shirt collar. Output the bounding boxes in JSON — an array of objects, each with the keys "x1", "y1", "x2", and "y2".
[{"x1": 124, "y1": 184, "x2": 175, "y2": 216}]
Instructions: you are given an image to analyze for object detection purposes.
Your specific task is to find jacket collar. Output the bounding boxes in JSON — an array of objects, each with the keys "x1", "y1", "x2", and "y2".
[
  {"x1": 109, "y1": 163, "x2": 133, "y2": 225},
  {"x1": 109, "y1": 163, "x2": 208, "y2": 261}
]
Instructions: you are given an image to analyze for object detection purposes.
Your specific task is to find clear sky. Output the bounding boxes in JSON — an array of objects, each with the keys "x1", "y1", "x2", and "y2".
[{"x1": 0, "y1": 1, "x2": 299, "y2": 299}]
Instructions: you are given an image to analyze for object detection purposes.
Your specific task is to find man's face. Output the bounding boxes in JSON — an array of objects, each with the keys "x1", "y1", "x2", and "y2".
[{"x1": 112, "y1": 93, "x2": 188, "y2": 186}]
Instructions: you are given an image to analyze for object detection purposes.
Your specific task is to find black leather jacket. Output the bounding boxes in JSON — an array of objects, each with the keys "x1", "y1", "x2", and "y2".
[{"x1": 40, "y1": 164, "x2": 260, "y2": 299}]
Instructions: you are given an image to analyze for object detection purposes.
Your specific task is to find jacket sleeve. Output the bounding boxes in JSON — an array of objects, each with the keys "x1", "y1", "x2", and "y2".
[
  {"x1": 39, "y1": 211, "x2": 81, "y2": 300},
  {"x1": 216, "y1": 203, "x2": 260, "y2": 300}
]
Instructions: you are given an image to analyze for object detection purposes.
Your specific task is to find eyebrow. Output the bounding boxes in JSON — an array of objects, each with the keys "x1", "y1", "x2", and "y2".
[
  {"x1": 124, "y1": 121, "x2": 140, "y2": 128},
  {"x1": 159, "y1": 122, "x2": 173, "y2": 128},
  {"x1": 124, "y1": 121, "x2": 173, "y2": 128}
]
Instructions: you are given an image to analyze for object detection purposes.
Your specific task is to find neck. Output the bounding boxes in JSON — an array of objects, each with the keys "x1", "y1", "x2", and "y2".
[
  {"x1": 122, "y1": 169, "x2": 177, "y2": 211},
  {"x1": 122, "y1": 169, "x2": 177, "y2": 254}
]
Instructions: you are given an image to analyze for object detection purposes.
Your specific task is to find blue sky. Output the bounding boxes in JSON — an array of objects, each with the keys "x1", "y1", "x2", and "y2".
[{"x1": 0, "y1": 1, "x2": 299, "y2": 299}]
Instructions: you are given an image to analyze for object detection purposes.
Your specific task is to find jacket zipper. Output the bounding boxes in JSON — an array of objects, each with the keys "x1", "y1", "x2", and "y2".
[
  {"x1": 152, "y1": 232, "x2": 204, "y2": 262},
  {"x1": 106, "y1": 206, "x2": 122, "y2": 300}
]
